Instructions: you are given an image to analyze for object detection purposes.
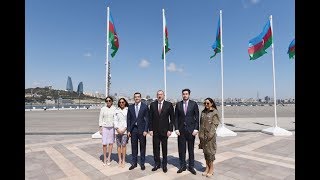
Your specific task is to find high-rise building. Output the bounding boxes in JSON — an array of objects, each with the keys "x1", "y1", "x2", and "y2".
[
  {"x1": 66, "y1": 76, "x2": 73, "y2": 92},
  {"x1": 77, "y1": 82, "x2": 83, "y2": 95}
]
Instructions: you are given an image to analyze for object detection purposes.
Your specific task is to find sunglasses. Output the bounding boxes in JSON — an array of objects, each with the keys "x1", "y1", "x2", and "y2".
[
  {"x1": 119, "y1": 101, "x2": 125, "y2": 104},
  {"x1": 203, "y1": 102, "x2": 210, "y2": 105},
  {"x1": 106, "y1": 100, "x2": 112, "y2": 102}
]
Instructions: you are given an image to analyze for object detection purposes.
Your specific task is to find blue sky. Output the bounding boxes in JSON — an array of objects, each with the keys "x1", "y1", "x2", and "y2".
[{"x1": 25, "y1": 0, "x2": 295, "y2": 100}]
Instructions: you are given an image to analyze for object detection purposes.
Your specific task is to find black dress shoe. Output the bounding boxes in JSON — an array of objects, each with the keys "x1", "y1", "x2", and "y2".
[
  {"x1": 129, "y1": 164, "x2": 137, "y2": 170},
  {"x1": 177, "y1": 166, "x2": 187, "y2": 173},
  {"x1": 188, "y1": 167, "x2": 196, "y2": 175},
  {"x1": 152, "y1": 165, "x2": 160, "y2": 171},
  {"x1": 141, "y1": 164, "x2": 145, "y2": 170},
  {"x1": 162, "y1": 166, "x2": 168, "y2": 173}
]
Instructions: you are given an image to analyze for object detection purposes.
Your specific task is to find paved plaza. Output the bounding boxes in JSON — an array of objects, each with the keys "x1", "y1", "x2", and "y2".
[
  {"x1": 25, "y1": 108, "x2": 295, "y2": 179},
  {"x1": 26, "y1": 132, "x2": 295, "y2": 180}
]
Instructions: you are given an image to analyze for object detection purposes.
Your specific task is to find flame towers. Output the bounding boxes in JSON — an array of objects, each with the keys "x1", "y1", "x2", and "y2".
[{"x1": 66, "y1": 76, "x2": 73, "y2": 92}]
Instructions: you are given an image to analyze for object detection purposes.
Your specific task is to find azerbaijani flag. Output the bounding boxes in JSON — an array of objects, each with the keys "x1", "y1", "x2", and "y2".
[
  {"x1": 210, "y1": 16, "x2": 221, "y2": 59},
  {"x1": 109, "y1": 12, "x2": 119, "y2": 58},
  {"x1": 248, "y1": 19, "x2": 272, "y2": 60},
  {"x1": 162, "y1": 14, "x2": 170, "y2": 59},
  {"x1": 287, "y1": 38, "x2": 295, "y2": 59}
]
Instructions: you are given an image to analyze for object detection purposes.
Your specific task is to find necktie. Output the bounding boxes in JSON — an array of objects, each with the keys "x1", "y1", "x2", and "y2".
[
  {"x1": 135, "y1": 105, "x2": 139, "y2": 118},
  {"x1": 158, "y1": 102, "x2": 162, "y2": 114},
  {"x1": 184, "y1": 101, "x2": 188, "y2": 115}
]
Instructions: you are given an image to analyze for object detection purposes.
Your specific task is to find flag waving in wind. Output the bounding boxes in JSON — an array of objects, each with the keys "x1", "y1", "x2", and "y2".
[
  {"x1": 162, "y1": 13, "x2": 170, "y2": 59},
  {"x1": 288, "y1": 38, "x2": 295, "y2": 59},
  {"x1": 210, "y1": 16, "x2": 221, "y2": 59},
  {"x1": 109, "y1": 12, "x2": 119, "y2": 58},
  {"x1": 248, "y1": 19, "x2": 273, "y2": 60}
]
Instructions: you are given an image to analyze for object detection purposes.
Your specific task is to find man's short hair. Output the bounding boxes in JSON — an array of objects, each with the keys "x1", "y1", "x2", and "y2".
[
  {"x1": 134, "y1": 92, "x2": 141, "y2": 97},
  {"x1": 182, "y1": 88, "x2": 191, "y2": 94}
]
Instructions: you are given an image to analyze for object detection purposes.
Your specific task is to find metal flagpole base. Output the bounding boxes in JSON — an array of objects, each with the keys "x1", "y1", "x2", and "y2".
[
  {"x1": 216, "y1": 124, "x2": 237, "y2": 137},
  {"x1": 262, "y1": 126, "x2": 292, "y2": 136},
  {"x1": 92, "y1": 131, "x2": 102, "y2": 139}
]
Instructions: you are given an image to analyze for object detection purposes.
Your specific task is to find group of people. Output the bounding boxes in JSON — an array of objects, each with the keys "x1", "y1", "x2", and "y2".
[{"x1": 98, "y1": 88, "x2": 221, "y2": 177}]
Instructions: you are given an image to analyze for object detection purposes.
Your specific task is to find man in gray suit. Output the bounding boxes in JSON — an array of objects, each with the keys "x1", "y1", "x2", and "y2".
[{"x1": 174, "y1": 88, "x2": 199, "y2": 175}]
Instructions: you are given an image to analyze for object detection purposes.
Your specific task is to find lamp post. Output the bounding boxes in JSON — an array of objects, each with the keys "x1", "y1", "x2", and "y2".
[
  {"x1": 57, "y1": 91, "x2": 60, "y2": 110},
  {"x1": 78, "y1": 93, "x2": 80, "y2": 109},
  {"x1": 30, "y1": 88, "x2": 33, "y2": 111}
]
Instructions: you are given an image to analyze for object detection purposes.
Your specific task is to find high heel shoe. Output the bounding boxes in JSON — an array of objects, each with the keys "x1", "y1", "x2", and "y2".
[
  {"x1": 107, "y1": 160, "x2": 111, "y2": 166},
  {"x1": 206, "y1": 172, "x2": 214, "y2": 177}
]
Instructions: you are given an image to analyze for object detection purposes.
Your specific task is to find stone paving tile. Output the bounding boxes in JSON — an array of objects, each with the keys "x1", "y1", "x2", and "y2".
[
  {"x1": 259, "y1": 164, "x2": 295, "y2": 179},
  {"x1": 221, "y1": 134, "x2": 268, "y2": 149},
  {"x1": 25, "y1": 151, "x2": 66, "y2": 179},
  {"x1": 255, "y1": 138, "x2": 294, "y2": 152},
  {"x1": 251, "y1": 173, "x2": 282, "y2": 180},
  {"x1": 53, "y1": 144, "x2": 106, "y2": 179},
  {"x1": 284, "y1": 174, "x2": 295, "y2": 180},
  {"x1": 212, "y1": 174, "x2": 238, "y2": 180},
  {"x1": 173, "y1": 173, "x2": 209, "y2": 180},
  {"x1": 46, "y1": 171, "x2": 66, "y2": 180},
  {"x1": 25, "y1": 168, "x2": 48, "y2": 180}
]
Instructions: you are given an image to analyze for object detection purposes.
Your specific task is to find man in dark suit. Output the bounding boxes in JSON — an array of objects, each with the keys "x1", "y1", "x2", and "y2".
[
  {"x1": 174, "y1": 88, "x2": 199, "y2": 175},
  {"x1": 149, "y1": 90, "x2": 174, "y2": 173},
  {"x1": 127, "y1": 92, "x2": 149, "y2": 170}
]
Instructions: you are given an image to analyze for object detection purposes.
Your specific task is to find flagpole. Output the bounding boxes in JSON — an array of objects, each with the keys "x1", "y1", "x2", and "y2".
[
  {"x1": 261, "y1": 15, "x2": 292, "y2": 136},
  {"x1": 216, "y1": 10, "x2": 236, "y2": 137},
  {"x1": 105, "y1": 7, "x2": 110, "y2": 97},
  {"x1": 269, "y1": 15, "x2": 278, "y2": 127},
  {"x1": 162, "y1": 9, "x2": 167, "y2": 100},
  {"x1": 92, "y1": 6, "x2": 110, "y2": 139},
  {"x1": 220, "y1": 10, "x2": 225, "y2": 127}
]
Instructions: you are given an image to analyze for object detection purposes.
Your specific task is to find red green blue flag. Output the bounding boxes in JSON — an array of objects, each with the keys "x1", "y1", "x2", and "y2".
[
  {"x1": 109, "y1": 12, "x2": 119, "y2": 58},
  {"x1": 248, "y1": 19, "x2": 272, "y2": 60},
  {"x1": 162, "y1": 15, "x2": 170, "y2": 59},
  {"x1": 210, "y1": 16, "x2": 221, "y2": 59},
  {"x1": 287, "y1": 38, "x2": 295, "y2": 59}
]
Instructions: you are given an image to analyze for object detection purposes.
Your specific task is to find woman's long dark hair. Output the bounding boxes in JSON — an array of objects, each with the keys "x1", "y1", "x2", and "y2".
[
  {"x1": 204, "y1": 97, "x2": 217, "y2": 110},
  {"x1": 117, "y1": 97, "x2": 129, "y2": 107}
]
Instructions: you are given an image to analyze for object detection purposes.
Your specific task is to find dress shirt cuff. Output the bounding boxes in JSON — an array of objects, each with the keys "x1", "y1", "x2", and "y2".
[
  {"x1": 175, "y1": 130, "x2": 180, "y2": 134},
  {"x1": 193, "y1": 130, "x2": 199, "y2": 133}
]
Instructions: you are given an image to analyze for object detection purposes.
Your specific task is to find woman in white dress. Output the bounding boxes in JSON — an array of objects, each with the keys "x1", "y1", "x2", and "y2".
[{"x1": 114, "y1": 98, "x2": 129, "y2": 168}]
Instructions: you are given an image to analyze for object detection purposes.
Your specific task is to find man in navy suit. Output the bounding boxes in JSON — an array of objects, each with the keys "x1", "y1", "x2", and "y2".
[
  {"x1": 174, "y1": 88, "x2": 199, "y2": 175},
  {"x1": 149, "y1": 90, "x2": 174, "y2": 173},
  {"x1": 127, "y1": 92, "x2": 149, "y2": 170}
]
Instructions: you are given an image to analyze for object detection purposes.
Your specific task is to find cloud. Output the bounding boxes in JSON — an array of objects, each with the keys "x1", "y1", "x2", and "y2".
[
  {"x1": 32, "y1": 81, "x2": 41, "y2": 87},
  {"x1": 167, "y1": 62, "x2": 183, "y2": 73},
  {"x1": 241, "y1": 0, "x2": 261, "y2": 8},
  {"x1": 83, "y1": 52, "x2": 92, "y2": 57},
  {"x1": 250, "y1": 0, "x2": 261, "y2": 4},
  {"x1": 139, "y1": 59, "x2": 150, "y2": 68}
]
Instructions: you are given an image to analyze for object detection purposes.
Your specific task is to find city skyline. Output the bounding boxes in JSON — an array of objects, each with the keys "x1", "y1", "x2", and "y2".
[{"x1": 25, "y1": 0, "x2": 295, "y2": 100}]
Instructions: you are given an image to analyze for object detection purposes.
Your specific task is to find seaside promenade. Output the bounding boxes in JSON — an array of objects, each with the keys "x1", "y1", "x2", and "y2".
[{"x1": 25, "y1": 106, "x2": 295, "y2": 179}]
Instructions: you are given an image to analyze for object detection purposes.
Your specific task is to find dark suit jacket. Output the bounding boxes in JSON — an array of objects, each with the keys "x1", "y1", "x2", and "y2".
[
  {"x1": 149, "y1": 100, "x2": 174, "y2": 136},
  {"x1": 127, "y1": 102, "x2": 149, "y2": 133},
  {"x1": 174, "y1": 100, "x2": 199, "y2": 133}
]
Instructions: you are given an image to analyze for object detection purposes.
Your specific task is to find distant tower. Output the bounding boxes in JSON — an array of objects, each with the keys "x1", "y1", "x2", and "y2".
[
  {"x1": 77, "y1": 82, "x2": 83, "y2": 95},
  {"x1": 257, "y1": 91, "x2": 259, "y2": 100},
  {"x1": 66, "y1": 76, "x2": 73, "y2": 92}
]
